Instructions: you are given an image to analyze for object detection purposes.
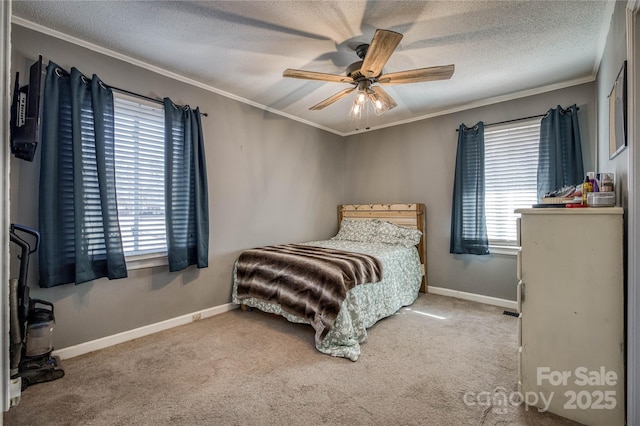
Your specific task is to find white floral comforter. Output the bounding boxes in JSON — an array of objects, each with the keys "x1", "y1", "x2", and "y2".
[{"x1": 231, "y1": 240, "x2": 422, "y2": 361}]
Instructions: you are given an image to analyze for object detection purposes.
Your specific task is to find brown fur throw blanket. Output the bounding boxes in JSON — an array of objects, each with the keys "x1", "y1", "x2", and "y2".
[{"x1": 235, "y1": 244, "x2": 383, "y2": 339}]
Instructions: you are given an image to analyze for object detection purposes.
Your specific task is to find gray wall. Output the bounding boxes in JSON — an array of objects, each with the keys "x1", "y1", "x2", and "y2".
[
  {"x1": 592, "y1": 3, "x2": 633, "y2": 420},
  {"x1": 10, "y1": 21, "x2": 602, "y2": 349},
  {"x1": 10, "y1": 25, "x2": 345, "y2": 349},
  {"x1": 343, "y1": 83, "x2": 596, "y2": 301},
  {"x1": 597, "y1": 0, "x2": 628, "y2": 208}
]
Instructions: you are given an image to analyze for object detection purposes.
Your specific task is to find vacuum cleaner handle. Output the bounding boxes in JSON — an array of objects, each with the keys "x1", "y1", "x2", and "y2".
[
  {"x1": 29, "y1": 299, "x2": 54, "y2": 315},
  {"x1": 9, "y1": 226, "x2": 32, "y2": 321},
  {"x1": 10, "y1": 224, "x2": 40, "y2": 255}
]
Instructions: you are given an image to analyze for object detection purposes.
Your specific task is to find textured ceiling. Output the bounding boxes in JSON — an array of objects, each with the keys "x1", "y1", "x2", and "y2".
[{"x1": 12, "y1": 0, "x2": 613, "y2": 135}]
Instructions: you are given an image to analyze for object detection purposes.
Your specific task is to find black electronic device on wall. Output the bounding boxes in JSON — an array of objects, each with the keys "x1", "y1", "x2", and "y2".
[{"x1": 10, "y1": 55, "x2": 43, "y2": 162}]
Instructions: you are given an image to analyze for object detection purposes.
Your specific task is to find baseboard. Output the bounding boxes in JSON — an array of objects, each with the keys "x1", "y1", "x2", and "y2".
[
  {"x1": 53, "y1": 303, "x2": 239, "y2": 360},
  {"x1": 54, "y1": 289, "x2": 516, "y2": 359},
  {"x1": 427, "y1": 286, "x2": 518, "y2": 311}
]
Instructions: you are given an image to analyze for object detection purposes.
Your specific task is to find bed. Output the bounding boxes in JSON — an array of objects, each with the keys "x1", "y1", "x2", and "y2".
[{"x1": 232, "y1": 203, "x2": 427, "y2": 361}]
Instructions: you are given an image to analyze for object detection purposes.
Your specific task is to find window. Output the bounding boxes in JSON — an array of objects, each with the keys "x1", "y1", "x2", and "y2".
[
  {"x1": 484, "y1": 119, "x2": 541, "y2": 248},
  {"x1": 113, "y1": 95, "x2": 167, "y2": 262}
]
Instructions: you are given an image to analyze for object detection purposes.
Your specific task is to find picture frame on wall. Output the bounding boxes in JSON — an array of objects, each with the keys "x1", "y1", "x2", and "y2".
[{"x1": 609, "y1": 60, "x2": 627, "y2": 159}]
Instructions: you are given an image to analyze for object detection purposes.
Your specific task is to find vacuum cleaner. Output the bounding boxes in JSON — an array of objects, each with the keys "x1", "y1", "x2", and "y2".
[{"x1": 9, "y1": 224, "x2": 64, "y2": 391}]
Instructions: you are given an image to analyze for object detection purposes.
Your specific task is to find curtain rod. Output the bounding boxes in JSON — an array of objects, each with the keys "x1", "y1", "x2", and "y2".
[
  {"x1": 455, "y1": 107, "x2": 579, "y2": 132},
  {"x1": 109, "y1": 85, "x2": 208, "y2": 117},
  {"x1": 50, "y1": 60, "x2": 208, "y2": 116}
]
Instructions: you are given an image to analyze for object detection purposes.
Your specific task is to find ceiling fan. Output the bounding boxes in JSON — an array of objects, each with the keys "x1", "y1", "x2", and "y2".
[{"x1": 283, "y1": 29, "x2": 455, "y2": 117}]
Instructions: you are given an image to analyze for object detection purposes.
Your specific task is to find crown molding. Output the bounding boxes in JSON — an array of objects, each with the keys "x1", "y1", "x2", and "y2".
[{"x1": 11, "y1": 16, "x2": 343, "y2": 136}]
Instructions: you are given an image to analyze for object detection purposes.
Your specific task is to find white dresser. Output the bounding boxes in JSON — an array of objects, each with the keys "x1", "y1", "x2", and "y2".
[{"x1": 515, "y1": 207, "x2": 625, "y2": 426}]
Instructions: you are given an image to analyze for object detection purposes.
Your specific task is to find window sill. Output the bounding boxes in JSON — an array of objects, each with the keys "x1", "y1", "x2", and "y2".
[
  {"x1": 489, "y1": 245, "x2": 520, "y2": 256},
  {"x1": 126, "y1": 253, "x2": 168, "y2": 270}
]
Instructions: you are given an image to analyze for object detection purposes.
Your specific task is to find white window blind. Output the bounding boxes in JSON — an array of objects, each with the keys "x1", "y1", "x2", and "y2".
[
  {"x1": 113, "y1": 95, "x2": 167, "y2": 257},
  {"x1": 484, "y1": 118, "x2": 541, "y2": 245}
]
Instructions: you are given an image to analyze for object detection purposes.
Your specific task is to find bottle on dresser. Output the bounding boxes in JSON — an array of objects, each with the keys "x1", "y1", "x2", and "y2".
[{"x1": 582, "y1": 175, "x2": 592, "y2": 205}]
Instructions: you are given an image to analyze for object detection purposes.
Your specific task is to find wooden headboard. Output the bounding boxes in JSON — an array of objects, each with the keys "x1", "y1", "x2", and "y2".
[{"x1": 338, "y1": 204, "x2": 427, "y2": 293}]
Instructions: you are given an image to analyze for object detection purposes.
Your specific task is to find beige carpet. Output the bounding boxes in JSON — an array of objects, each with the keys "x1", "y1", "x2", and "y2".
[{"x1": 4, "y1": 293, "x2": 581, "y2": 425}]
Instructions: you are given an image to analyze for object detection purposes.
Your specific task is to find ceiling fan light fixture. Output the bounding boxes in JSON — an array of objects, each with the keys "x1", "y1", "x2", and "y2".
[
  {"x1": 349, "y1": 81, "x2": 368, "y2": 119},
  {"x1": 367, "y1": 87, "x2": 390, "y2": 116},
  {"x1": 349, "y1": 82, "x2": 394, "y2": 119},
  {"x1": 349, "y1": 95, "x2": 364, "y2": 119}
]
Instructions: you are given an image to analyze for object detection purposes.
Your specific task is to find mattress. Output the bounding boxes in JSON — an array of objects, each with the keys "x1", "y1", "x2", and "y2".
[{"x1": 232, "y1": 239, "x2": 422, "y2": 361}]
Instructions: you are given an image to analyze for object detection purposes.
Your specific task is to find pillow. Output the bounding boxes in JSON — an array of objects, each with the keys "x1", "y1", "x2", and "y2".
[
  {"x1": 332, "y1": 218, "x2": 422, "y2": 247},
  {"x1": 375, "y1": 220, "x2": 422, "y2": 247},
  {"x1": 331, "y1": 218, "x2": 381, "y2": 242}
]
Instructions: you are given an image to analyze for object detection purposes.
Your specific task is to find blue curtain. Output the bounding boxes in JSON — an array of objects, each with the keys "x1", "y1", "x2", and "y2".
[
  {"x1": 537, "y1": 104, "x2": 584, "y2": 200},
  {"x1": 164, "y1": 98, "x2": 209, "y2": 272},
  {"x1": 39, "y1": 62, "x2": 127, "y2": 287},
  {"x1": 450, "y1": 122, "x2": 489, "y2": 255}
]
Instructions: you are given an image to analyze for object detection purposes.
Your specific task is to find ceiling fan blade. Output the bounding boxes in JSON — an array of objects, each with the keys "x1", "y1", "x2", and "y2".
[
  {"x1": 283, "y1": 69, "x2": 353, "y2": 83},
  {"x1": 309, "y1": 87, "x2": 356, "y2": 110},
  {"x1": 360, "y1": 29, "x2": 403, "y2": 78},
  {"x1": 377, "y1": 64, "x2": 455, "y2": 85},
  {"x1": 371, "y1": 86, "x2": 398, "y2": 110}
]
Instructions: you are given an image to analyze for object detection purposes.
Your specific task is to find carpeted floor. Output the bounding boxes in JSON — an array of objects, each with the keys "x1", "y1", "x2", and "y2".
[{"x1": 4, "y1": 293, "x2": 582, "y2": 425}]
